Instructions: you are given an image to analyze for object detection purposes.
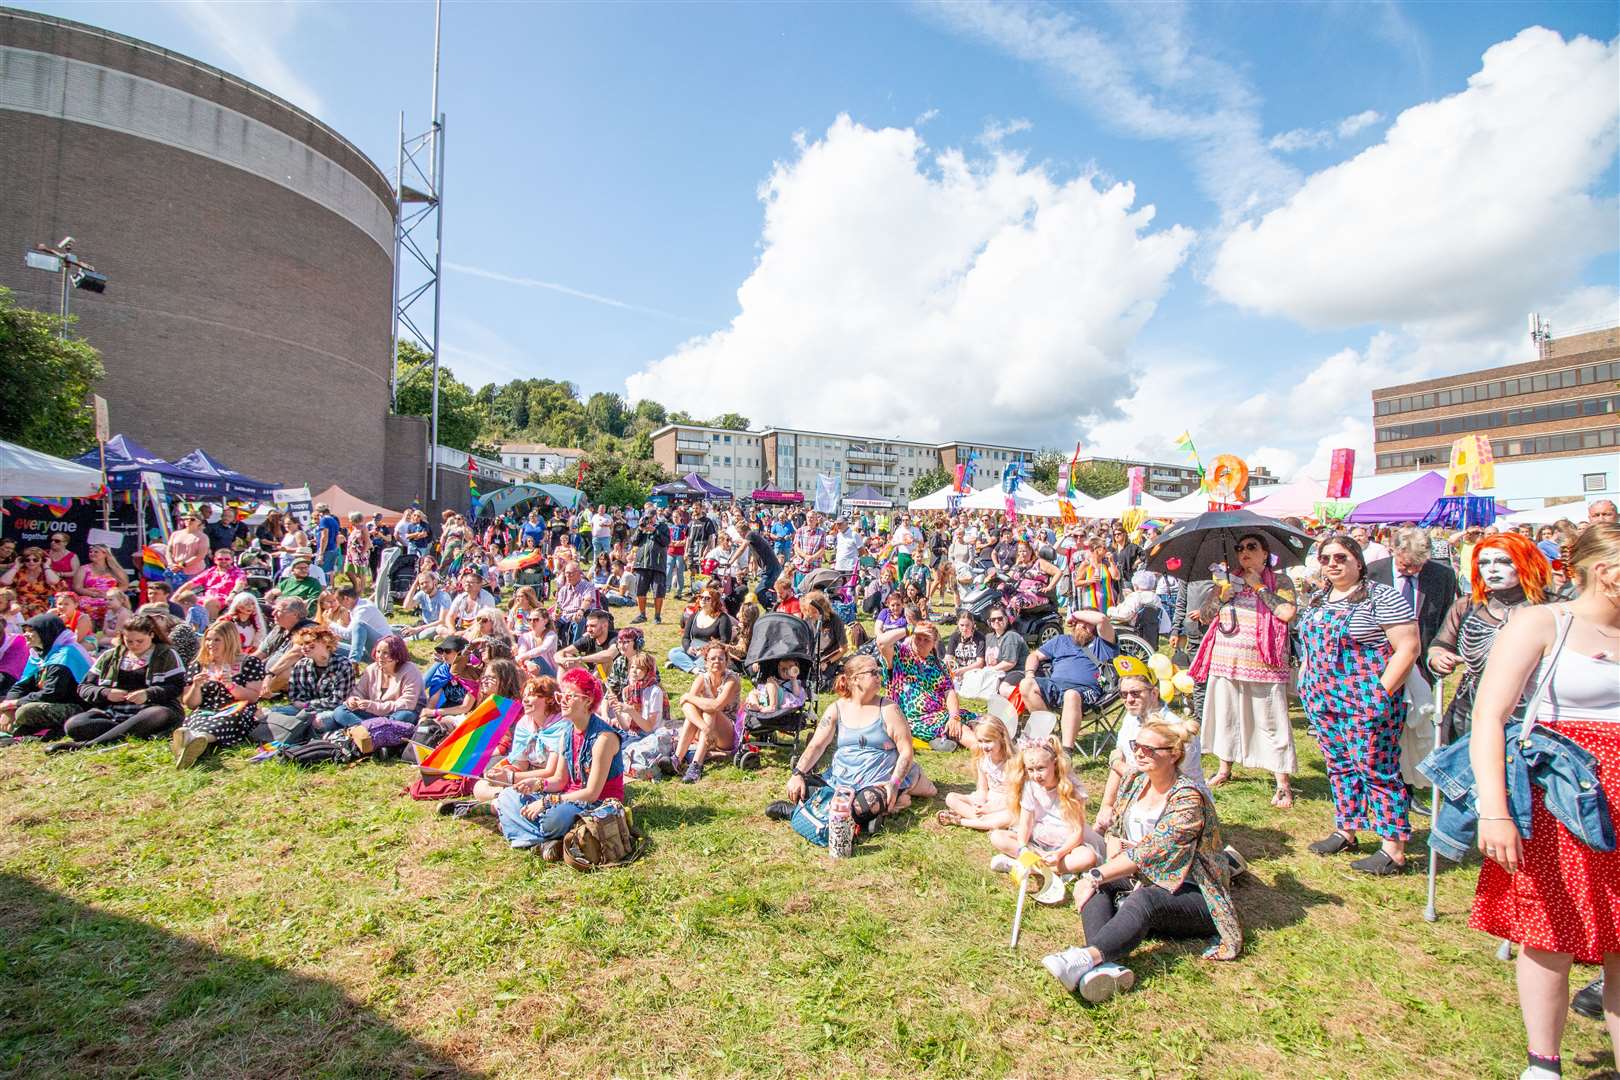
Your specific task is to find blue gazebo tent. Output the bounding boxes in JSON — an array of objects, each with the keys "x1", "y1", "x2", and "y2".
[
  {"x1": 173, "y1": 448, "x2": 280, "y2": 500},
  {"x1": 76, "y1": 434, "x2": 222, "y2": 495}
]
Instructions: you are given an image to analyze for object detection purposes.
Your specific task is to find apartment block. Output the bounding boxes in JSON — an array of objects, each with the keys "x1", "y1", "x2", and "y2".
[{"x1": 495, "y1": 442, "x2": 585, "y2": 478}]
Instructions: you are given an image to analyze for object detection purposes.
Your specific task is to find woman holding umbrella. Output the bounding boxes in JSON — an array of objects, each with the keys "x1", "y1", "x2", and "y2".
[
  {"x1": 1192, "y1": 532, "x2": 1299, "y2": 807},
  {"x1": 1296, "y1": 533, "x2": 1420, "y2": 875}
]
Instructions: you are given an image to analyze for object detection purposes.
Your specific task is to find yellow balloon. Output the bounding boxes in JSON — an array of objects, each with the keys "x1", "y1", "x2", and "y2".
[
  {"x1": 1172, "y1": 671, "x2": 1196, "y2": 695},
  {"x1": 1148, "y1": 653, "x2": 1174, "y2": 679},
  {"x1": 1158, "y1": 679, "x2": 1176, "y2": 702}
]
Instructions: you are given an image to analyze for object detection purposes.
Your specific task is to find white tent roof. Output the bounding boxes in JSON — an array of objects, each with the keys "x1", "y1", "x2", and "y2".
[
  {"x1": 959, "y1": 484, "x2": 1052, "y2": 513},
  {"x1": 1082, "y1": 487, "x2": 1179, "y2": 518},
  {"x1": 907, "y1": 483, "x2": 956, "y2": 511},
  {"x1": 1244, "y1": 477, "x2": 1330, "y2": 519},
  {"x1": 0, "y1": 438, "x2": 106, "y2": 499},
  {"x1": 1502, "y1": 502, "x2": 1588, "y2": 526},
  {"x1": 1155, "y1": 490, "x2": 1216, "y2": 519}
]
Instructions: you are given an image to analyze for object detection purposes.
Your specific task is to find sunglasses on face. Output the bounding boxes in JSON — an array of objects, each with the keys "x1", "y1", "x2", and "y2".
[
  {"x1": 1322, "y1": 553, "x2": 1355, "y2": 566},
  {"x1": 1130, "y1": 741, "x2": 1174, "y2": 757},
  {"x1": 1119, "y1": 688, "x2": 1150, "y2": 699},
  {"x1": 1235, "y1": 541, "x2": 1264, "y2": 553}
]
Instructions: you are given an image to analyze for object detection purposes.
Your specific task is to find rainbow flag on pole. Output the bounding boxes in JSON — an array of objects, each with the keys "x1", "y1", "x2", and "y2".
[
  {"x1": 419, "y1": 695, "x2": 522, "y2": 779},
  {"x1": 141, "y1": 545, "x2": 169, "y2": 582}
]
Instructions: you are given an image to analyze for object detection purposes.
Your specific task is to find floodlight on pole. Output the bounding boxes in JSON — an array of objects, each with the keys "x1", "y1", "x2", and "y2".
[{"x1": 22, "y1": 238, "x2": 105, "y2": 339}]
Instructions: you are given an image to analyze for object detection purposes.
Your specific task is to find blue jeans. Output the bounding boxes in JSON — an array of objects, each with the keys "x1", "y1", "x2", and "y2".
[
  {"x1": 592, "y1": 536, "x2": 611, "y2": 557},
  {"x1": 667, "y1": 647, "x2": 700, "y2": 673},
  {"x1": 316, "y1": 705, "x2": 419, "y2": 733},
  {"x1": 495, "y1": 787, "x2": 589, "y2": 847},
  {"x1": 347, "y1": 621, "x2": 379, "y2": 663}
]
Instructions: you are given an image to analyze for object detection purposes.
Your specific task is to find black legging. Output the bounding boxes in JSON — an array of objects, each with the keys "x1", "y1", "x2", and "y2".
[
  {"x1": 1080, "y1": 880, "x2": 1215, "y2": 962},
  {"x1": 62, "y1": 705, "x2": 184, "y2": 746}
]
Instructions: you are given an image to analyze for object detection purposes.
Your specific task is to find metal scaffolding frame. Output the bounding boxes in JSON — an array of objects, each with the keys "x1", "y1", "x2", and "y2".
[{"x1": 391, "y1": 0, "x2": 447, "y2": 498}]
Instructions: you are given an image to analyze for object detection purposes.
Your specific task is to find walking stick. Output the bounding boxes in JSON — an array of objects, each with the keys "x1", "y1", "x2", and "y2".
[
  {"x1": 1423, "y1": 676, "x2": 1445, "y2": 923},
  {"x1": 1008, "y1": 849, "x2": 1044, "y2": 948}
]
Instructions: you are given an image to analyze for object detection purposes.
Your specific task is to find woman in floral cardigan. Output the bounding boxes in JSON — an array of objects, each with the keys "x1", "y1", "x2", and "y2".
[{"x1": 1042, "y1": 714, "x2": 1242, "y2": 1002}]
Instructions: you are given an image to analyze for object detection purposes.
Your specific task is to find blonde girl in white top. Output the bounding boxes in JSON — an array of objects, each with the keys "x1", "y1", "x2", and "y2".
[{"x1": 938, "y1": 715, "x2": 1015, "y2": 831}]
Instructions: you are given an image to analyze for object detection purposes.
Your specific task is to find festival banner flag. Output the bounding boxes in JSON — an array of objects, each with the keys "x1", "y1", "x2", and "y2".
[
  {"x1": 1065, "y1": 442, "x2": 1083, "y2": 498},
  {"x1": 497, "y1": 550, "x2": 547, "y2": 572},
  {"x1": 419, "y1": 695, "x2": 523, "y2": 779},
  {"x1": 1127, "y1": 466, "x2": 1145, "y2": 507},
  {"x1": 1326, "y1": 449, "x2": 1355, "y2": 499},
  {"x1": 140, "y1": 545, "x2": 169, "y2": 582},
  {"x1": 1058, "y1": 499, "x2": 1078, "y2": 527},
  {"x1": 1172, "y1": 432, "x2": 1206, "y2": 490},
  {"x1": 814, "y1": 473, "x2": 840, "y2": 513},
  {"x1": 141, "y1": 471, "x2": 173, "y2": 541},
  {"x1": 466, "y1": 456, "x2": 481, "y2": 516}
]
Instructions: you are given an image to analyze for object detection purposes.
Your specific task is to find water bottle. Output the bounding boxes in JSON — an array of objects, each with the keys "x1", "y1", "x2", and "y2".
[{"x1": 828, "y1": 785, "x2": 855, "y2": 859}]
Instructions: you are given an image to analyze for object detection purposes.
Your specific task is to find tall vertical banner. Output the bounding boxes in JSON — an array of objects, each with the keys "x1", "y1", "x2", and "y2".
[
  {"x1": 1127, "y1": 466, "x2": 1145, "y2": 507},
  {"x1": 953, "y1": 462, "x2": 966, "y2": 493},
  {"x1": 141, "y1": 471, "x2": 173, "y2": 541},
  {"x1": 1065, "y1": 443, "x2": 1082, "y2": 498},
  {"x1": 814, "y1": 474, "x2": 840, "y2": 513},
  {"x1": 1446, "y1": 435, "x2": 1494, "y2": 495},
  {"x1": 1326, "y1": 449, "x2": 1355, "y2": 499}
]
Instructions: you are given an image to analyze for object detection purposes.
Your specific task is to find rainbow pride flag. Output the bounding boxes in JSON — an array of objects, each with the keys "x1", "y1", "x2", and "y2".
[
  {"x1": 141, "y1": 545, "x2": 169, "y2": 582},
  {"x1": 419, "y1": 695, "x2": 522, "y2": 779},
  {"x1": 497, "y1": 550, "x2": 546, "y2": 573}
]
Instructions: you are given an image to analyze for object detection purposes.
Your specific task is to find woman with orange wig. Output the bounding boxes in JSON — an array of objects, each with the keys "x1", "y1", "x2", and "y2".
[{"x1": 1428, "y1": 531, "x2": 1556, "y2": 736}]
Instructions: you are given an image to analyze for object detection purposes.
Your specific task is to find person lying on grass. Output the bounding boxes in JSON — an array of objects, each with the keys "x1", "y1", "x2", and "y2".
[
  {"x1": 989, "y1": 736, "x2": 1102, "y2": 877},
  {"x1": 937, "y1": 714, "x2": 1014, "y2": 831},
  {"x1": 493, "y1": 667, "x2": 624, "y2": 862},
  {"x1": 1042, "y1": 714, "x2": 1242, "y2": 1004},
  {"x1": 766, "y1": 652, "x2": 936, "y2": 827},
  {"x1": 674, "y1": 641, "x2": 740, "y2": 784}
]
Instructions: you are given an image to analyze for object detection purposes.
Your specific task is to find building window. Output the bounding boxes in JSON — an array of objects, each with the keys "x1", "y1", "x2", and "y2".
[
  {"x1": 1584, "y1": 473, "x2": 1609, "y2": 492},
  {"x1": 724, "y1": 457, "x2": 731, "y2": 466}
]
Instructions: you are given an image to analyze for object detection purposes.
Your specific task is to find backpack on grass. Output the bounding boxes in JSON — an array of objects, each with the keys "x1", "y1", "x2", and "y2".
[{"x1": 562, "y1": 802, "x2": 646, "y2": 871}]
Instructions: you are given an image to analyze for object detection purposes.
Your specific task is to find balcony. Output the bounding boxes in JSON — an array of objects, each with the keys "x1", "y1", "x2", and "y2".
[
  {"x1": 846, "y1": 470, "x2": 897, "y2": 485},
  {"x1": 675, "y1": 439, "x2": 709, "y2": 453},
  {"x1": 846, "y1": 447, "x2": 897, "y2": 464}
]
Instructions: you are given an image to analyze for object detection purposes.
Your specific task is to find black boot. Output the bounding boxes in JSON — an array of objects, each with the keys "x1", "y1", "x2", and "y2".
[{"x1": 1571, "y1": 976, "x2": 1604, "y2": 1021}]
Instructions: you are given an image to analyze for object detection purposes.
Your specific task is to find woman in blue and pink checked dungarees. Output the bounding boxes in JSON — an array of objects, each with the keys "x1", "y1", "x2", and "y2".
[{"x1": 1296, "y1": 534, "x2": 1421, "y2": 876}]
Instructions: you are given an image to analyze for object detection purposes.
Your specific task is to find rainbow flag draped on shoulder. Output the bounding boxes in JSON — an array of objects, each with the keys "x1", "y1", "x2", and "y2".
[
  {"x1": 19, "y1": 635, "x2": 93, "y2": 686},
  {"x1": 419, "y1": 695, "x2": 522, "y2": 779}
]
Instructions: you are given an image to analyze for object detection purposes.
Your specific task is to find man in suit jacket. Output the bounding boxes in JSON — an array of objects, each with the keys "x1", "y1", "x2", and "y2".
[{"x1": 1366, "y1": 527, "x2": 1458, "y2": 684}]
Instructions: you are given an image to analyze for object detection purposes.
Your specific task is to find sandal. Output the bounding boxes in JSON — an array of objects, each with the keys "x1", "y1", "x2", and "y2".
[
  {"x1": 936, "y1": 809, "x2": 962, "y2": 827},
  {"x1": 1208, "y1": 768, "x2": 1232, "y2": 788},
  {"x1": 1350, "y1": 850, "x2": 1407, "y2": 876},
  {"x1": 1307, "y1": 831, "x2": 1358, "y2": 856},
  {"x1": 1271, "y1": 787, "x2": 1294, "y2": 809}
]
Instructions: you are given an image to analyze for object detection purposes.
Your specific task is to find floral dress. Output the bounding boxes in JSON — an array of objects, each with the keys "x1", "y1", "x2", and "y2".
[
  {"x1": 184, "y1": 656, "x2": 267, "y2": 746},
  {"x1": 884, "y1": 639, "x2": 978, "y2": 741}
]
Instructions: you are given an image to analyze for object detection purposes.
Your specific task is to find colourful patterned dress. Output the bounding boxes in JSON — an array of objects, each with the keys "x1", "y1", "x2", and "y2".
[{"x1": 884, "y1": 639, "x2": 978, "y2": 741}]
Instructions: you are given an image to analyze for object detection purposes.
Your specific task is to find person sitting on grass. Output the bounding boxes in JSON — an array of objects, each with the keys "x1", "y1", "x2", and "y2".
[
  {"x1": 515, "y1": 606, "x2": 558, "y2": 679},
  {"x1": 313, "y1": 633, "x2": 423, "y2": 751},
  {"x1": 49, "y1": 613, "x2": 187, "y2": 754},
  {"x1": 1095, "y1": 664, "x2": 1210, "y2": 832},
  {"x1": 328, "y1": 584, "x2": 393, "y2": 664},
  {"x1": 172, "y1": 620, "x2": 268, "y2": 768},
  {"x1": 172, "y1": 548, "x2": 245, "y2": 623},
  {"x1": 413, "y1": 656, "x2": 523, "y2": 756},
  {"x1": 766, "y1": 651, "x2": 936, "y2": 830},
  {"x1": 555, "y1": 610, "x2": 618, "y2": 683},
  {"x1": 937, "y1": 714, "x2": 1015, "y2": 831},
  {"x1": 613, "y1": 652, "x2": 677, "y2": 779},
  {"x1": 268, "y1": 553, "x2": 324, "y2": 607},
  {"x1": 223, "y1": 592, "x2": 267, "y2": 654},
  {"x1": 257, "y1": 598, "x2": 313, "y2": 696},
  {"x1": 667, "y1": 587, "x2": 734, "y2": 674},
  {"x1": 493, "y1": 667, "x2": 624, "y2": 862},
  {"x1": 1018, "y1": 609, "x2": 1119, "y2": 756},
  {"x1": 0, "y1": 613, "x2": 92, "y2": 744},
  {"x1": 443, "y1": 674, "x2": 567, "y2": 816},
  {"x1": 50, "y1": 591, "x2": 95, "y2": 649},
  {"x1": 674, "y1": 641, "x2": 741, "y2": 784},
  {"x1": 259, "y1": 626, "x2": 352, "y2": 743},
  {"x1": 1041, "y1": 715, "x2": 1241, "y2": 1003},
  {"x1": 875, "y1": 621, "x2": 977, "y2": 751},
  {"x1": 400, "y1": 572, "x2": 454, "y2": 640},
  {"x1": 875, "y1": 589, "x2": 908, "y2": 634},
  {"x1": 988, "y1": 735, "x2": 1103, "y2": 878}
]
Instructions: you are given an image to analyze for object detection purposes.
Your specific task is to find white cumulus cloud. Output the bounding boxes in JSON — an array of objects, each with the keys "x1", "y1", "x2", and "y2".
[
  {"x1": 175, "y1": 1, "x2": 325, "y2": 116},
  {"x1": 1211, "y1": 27, "x2": 1619, "y2": 335},
  {"x1": 625, "y1": 115, "x2": 1194, "y2": 447}
]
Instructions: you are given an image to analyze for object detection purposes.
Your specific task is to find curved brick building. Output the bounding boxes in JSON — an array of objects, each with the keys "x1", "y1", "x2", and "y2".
[{"x1": 0, "y1": 8, "x2": 398, "y2": 501}]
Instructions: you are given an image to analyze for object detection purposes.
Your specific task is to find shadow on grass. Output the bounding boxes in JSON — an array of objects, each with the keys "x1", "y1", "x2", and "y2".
[
  {"x1": 1240, "y1": 869, "x2": 1344, "y2": 935},
  {"x1": 0, "y1": 871, "x2": 479, "y2": 1079},
  {"x1": 1222, "y1": 822, "x2": 1296, "y2": 861},
  {"x1": 633, "y1": 801, "x2": 720, "y2": 829}
]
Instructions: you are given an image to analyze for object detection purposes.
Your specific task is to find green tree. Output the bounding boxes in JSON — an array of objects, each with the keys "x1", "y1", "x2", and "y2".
[
  {"x1": 393, "y1": 341, "x2": 484, "y2": 453},
  {"x1": 707, "y1": 412, "x2": 750, "y2": 431},
  {"x1": 570, "y1": 440, "x2": 671, "y2": 507},
  {"x1": 1072, "y1": 460, "x2": 1129, "y2": 499},
  {"x1": 584, "y1": 391, "x2": 629, "y2": 437},
  {"x1": 668, "y1": 410, "x2": 695, "y2": 425},
  {"x1": 0, "y1": 287, "x2": 105, "y2": 457},
  {"x1": 632, "y1": 398, "x2": 666, "y2": 428},
  {"x1": 910, "y1": 467, "x2": 953, "y2": 500},
  {"x1": 1029, "y1": 448, "x2": 1064, "y2": 491}
]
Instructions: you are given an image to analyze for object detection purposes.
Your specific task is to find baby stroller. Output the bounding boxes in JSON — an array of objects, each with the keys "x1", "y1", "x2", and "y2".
[{"x1": 738, "y1": 611, "x2": 819, "y2": 755}]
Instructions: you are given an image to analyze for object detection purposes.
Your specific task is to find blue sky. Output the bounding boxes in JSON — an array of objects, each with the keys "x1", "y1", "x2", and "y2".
[{"x1": 19, "y1": 0, "x2": 1620, "y2": 477}]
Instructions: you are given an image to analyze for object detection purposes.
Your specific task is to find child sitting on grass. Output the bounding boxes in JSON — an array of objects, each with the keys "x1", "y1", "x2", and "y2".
[
  {"x1": 989, "y1": 735, "x2": 1102, "y2": 876},
  {"x1": 938, "y1": 715, "x2": 1014, "y2": 831},
  {"x1": 615, "y1": 652, "x2": 675, "y2": 778}
]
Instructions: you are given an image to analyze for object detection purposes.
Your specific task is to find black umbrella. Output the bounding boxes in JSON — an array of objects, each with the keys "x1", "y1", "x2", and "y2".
[{"x1": 1144, "y1": 509, "x2": 1314, "y2": 582}]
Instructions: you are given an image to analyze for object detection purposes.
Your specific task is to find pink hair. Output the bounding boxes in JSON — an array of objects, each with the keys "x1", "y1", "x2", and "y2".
[{"x1": 560, "y1": 666, "x2": 603, "y2": 709}]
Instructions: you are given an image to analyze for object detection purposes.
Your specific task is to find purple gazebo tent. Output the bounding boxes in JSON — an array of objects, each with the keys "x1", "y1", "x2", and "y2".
[{"x1": 1346, "y1": 471, "x2": 1509, "y2": 524}]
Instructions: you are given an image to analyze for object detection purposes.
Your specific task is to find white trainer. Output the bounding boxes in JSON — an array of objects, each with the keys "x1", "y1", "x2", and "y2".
[
  {"x1": 989, "y1": 853, "x2": 1017, "y2": 874},
  {"x1": 1041, "y1": 946, "x2": 1097, "y2": 992}
]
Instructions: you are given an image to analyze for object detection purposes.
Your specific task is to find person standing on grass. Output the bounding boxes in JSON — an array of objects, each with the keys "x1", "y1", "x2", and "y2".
[
  {"x1": 1195, "y1": 533, "x2": 1298, "y2": 809},
  {"x1": 630, "y1": 508, "x2": 670, "y2": 626},
  {"x1": 1041, "y1": 714, "x2": 1241, "y2": 1003},
  {"x1": 1466, "y1": 524, "x2": 1619, "y2": 1078}
]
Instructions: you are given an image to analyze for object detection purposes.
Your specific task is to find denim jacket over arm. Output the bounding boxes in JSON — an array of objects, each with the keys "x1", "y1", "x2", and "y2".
[{"x1": 1419, "y1": 720, "x2": 1613, "y2": 862}]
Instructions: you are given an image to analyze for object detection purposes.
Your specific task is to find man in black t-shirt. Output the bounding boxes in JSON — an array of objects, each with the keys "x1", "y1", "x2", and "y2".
[
  {"x1": 631, "y1": 510, "x2": 672, "y2": 625},
  {"x1": 1112, "y1": 526, "x2": 1143, "y2": 582},
  {"x1": 745, "y1": 528, "x2": 782, "y2": 598},
  {"x1": 557, "y1": 609, "x2": 617, "y2": 672}
]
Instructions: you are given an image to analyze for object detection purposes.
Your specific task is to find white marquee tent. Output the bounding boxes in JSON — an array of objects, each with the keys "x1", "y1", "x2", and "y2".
[{"x1": 0, "y1": 438, "x2": 106, "y2": 499}]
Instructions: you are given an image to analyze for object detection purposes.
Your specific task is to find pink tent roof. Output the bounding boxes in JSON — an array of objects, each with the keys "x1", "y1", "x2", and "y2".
[{"x1": 312, "y1": 484, "x2": 403, "y2": 525}]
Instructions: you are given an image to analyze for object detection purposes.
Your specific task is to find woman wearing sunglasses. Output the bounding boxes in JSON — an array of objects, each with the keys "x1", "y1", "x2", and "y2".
[
  {"x1": 0, "y1": 547, "x2": 62, "y2": 619},
  {"x1": 1192, "y1": 532, "x2": 1298, "y2": 809},
  {"x1": 1095, "y1": 663, "x2": 1211, "y2": 832},
  {"x1": 1296, "y1": 533, "x2": 1420, "y2": 875}
]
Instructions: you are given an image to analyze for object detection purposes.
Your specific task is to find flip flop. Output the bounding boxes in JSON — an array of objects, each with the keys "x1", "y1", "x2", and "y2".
[{"x1": 1271, "y1": 788, "x2": 1294, "y2": 809}]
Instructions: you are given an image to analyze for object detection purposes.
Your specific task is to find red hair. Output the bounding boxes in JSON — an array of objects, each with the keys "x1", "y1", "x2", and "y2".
[
  {"x1": 559, "y1": 666, "x2": 603, "y2": 709},
  {"x1": 1469, "y1": 532, "x2": 1550, "y2": 605}
]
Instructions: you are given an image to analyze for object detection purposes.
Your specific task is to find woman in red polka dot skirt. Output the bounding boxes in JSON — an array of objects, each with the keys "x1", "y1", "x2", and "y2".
[{"x1": 1468, "y1": 524, "x2": 1619, "y2": 1080}]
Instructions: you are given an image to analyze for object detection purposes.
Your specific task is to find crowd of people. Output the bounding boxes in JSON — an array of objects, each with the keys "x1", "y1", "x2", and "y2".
[{"x1": 0, "y1": 491, "x2": 1614, "y2": 1069}]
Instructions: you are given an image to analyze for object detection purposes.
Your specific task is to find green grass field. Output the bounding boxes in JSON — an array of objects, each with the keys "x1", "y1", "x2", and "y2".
[{"x1": 0, "y1": 612, "x2": 1612, "y2": 1079}]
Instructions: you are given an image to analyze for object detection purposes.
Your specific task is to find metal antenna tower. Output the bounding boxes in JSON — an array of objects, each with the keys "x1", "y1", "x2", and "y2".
[{"x1": 391, "y1": 0, "x2": 447, "y2": 498}]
